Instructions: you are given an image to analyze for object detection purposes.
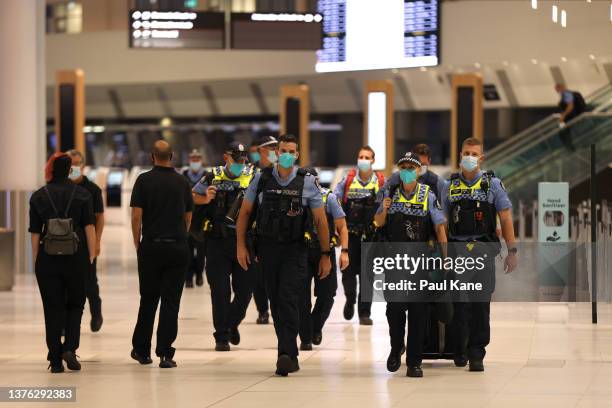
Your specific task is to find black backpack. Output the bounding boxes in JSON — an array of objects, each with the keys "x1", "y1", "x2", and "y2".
[
  {"x1": 572, "y1": 91, "x2": 587, "y2": 114},
  {"x1": 42, "y1": 186, "x2": 80, "y2": 255}
]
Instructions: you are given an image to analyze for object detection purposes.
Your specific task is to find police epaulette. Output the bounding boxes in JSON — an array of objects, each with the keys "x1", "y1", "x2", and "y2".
[
  {"x1": 450, "y1": 172, "x2": 460, "y2": 180},
  {"x1": 484, "y1": 170, "x2": 496, "y2": 178},
  {"x1": 297, "y1": 168, "x2": 308, "y2": 177}
]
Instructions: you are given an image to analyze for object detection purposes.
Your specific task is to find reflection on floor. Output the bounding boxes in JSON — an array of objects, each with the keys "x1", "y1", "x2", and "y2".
[{"x1": 1, "y1": 226, "x2": 612, "y2": 408}]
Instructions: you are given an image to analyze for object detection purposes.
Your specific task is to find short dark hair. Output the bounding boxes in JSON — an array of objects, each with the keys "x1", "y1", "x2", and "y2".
[
  {"x1": 358, "y1": 145, "x2": 375, "y2": 159},
  {"x1": 278, "y1": 134, "x2": 298, "y2": 147},
  {"x1": 461, "y1": 137, "x2": 483, "y2": 150},
  {"x1": 412, "y1": 144, "x2": 431, "y2": 158}
]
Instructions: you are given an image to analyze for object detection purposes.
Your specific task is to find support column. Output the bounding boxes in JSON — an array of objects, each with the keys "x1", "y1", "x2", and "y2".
[
  {"x1": 450, "y1": 73, "x2": 483, "y2": 170},
  {"x1": 0, "y1": 0, "x2": 46, "y2": 282},
  {"x1": 280, "y1": 84, "x2": 310, "y2": 166},
  {"x1": 364, "y1": 80, "x2": 394, "y2": 175}
]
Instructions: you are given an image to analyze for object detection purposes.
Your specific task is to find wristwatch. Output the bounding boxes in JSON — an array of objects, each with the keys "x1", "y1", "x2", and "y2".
[
  {"x1": 508, "y1": 247, "x2": 518, "y2": 255},
  {"x1": 341, "y1": 248, "x2": 349, "y2": 254},
  {"x1": 320, "y1": 250, "x2": 332, "y2": 257}
]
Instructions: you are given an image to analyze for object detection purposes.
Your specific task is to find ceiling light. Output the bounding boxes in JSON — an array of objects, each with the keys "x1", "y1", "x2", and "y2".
[
  {"x1": 531, "y1": 0, "x2": 537, "y2": 10},
  {"x1": 589, "y1": 54, "x2": 596, "y2": 60},
  {"x1": 474, "y1": 62, "x2": 481, "y2": 68},
  {"x1": 552, "y1": 5, "x2": 558, "y2": 23},
  {"x1": 419, "y1": 67, "x2": 427, "y2": 72},
  {"x1": 561, "y1": 9, "x2": 567, "y2": 27},
  {"x1": 531, "y1": 58, "x2": 538, "y2": 64},
  {"x1": 561, "y1": 56, "x2": 567, "y2": 62}
]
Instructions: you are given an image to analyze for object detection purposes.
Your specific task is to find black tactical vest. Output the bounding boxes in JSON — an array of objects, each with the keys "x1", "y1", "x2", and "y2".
[{"x1": 255, "y1": 167, "x2": 307, "y2": 243}]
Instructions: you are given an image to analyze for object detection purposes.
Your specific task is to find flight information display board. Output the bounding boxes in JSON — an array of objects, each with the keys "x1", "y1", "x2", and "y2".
[
  {"x1": 231, "y1": 13, "x2": 323, "y2": 50},
  {"x1": 316, "y1": 0, "x2": 440, "y2": 72},
  {"x1": 129, "y1": 10, "x2": 225, "y2": 49}
]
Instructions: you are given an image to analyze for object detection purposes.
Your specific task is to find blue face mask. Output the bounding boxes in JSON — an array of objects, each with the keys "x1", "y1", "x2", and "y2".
[
  {"x1": 278, "y1": 152, "x2": 296, "y2": 169},
  {"x1": 69, "y1": 166, "x2": 81, "y2": 181},
  {"x1": 267, "y1": 150, "x2": 278, "y2": 163},
  {"x1": 460, "y1": 155, "x2": 479, "y2": 172},
  {"x1": 357, "y1": 159, "x2": 372, "y2": 172},
  {"x1": 399, "y1": 168, "x2": 417, "y2": 184},
  {"x1": 190, "y1": 161, "x2": 202, "y2": 172},
  {"x1": 229, "y1": 163, "x2": 245, "y2": 176},
  {"x1": 249, "y1": 152, "x2": 260, "y2": 163}
]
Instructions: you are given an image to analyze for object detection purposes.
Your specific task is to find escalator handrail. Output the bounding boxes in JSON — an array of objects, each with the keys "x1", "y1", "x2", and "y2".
[
  {"x1": 487, "y1": 83, "x2": 612, "y2": 162},
  {"x1": 488, "y1": 112, "x2": 612, "y2": 169}
]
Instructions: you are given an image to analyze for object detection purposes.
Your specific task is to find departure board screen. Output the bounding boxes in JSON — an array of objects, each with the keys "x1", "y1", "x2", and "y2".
[
  {"x1": 316, "y1": 0, "x2": 440, "y2": 72},
  {"x1": 231, "y1": 13, "x2": 323, "y2": 50},
  {"x1": 129, "y1": 10, "x2": 225, "y2": 49}
]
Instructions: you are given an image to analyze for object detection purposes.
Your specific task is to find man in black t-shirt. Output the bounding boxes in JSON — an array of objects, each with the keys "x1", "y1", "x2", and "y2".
[
  {"x1": 129, "y1": 140, "x2": 193, "y2": 369},
  {"x1": 68, "y1": 150, "x2": 105, "y2": 333}
]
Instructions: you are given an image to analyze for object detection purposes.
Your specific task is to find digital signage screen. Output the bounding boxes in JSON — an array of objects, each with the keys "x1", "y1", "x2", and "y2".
[
  {"x1": 316, "y1": 0, "x2": 440, "y2": 72},
  {"x1": 129, "y1": 10, "x2": 225, "y2": 49}
]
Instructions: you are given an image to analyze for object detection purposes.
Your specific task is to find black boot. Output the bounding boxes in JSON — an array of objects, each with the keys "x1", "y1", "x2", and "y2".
[
  {"x1": 407, "y1": 366, "x2": 423, "y2": 378},
  {"x1": 312, "y1": 332, "x2": 323, "y2": 346},
  {"x1": 229, "y1": 327, "x2": 241, "y2": 346},
  {"x1": 256, "y1": 312, "x2": 270, "y2": 325},
  {"x1": 386, "y1": 349, "x2": 402, "y2": 372},
  {"x1": 300, "y1": 342, "x2": 313, "y2": 351},
  {"x1": 131, "y1": 349, "x2": 153, "y2": 365},
  {"x1": 343, "y1": 302, "x2": 355, "y2": 321},
  {"x1": 454, "y1": 354, "x2": 468, "y2": 367},
  {"x1": 195, "y1": 274, "x2": 204, "y2": 287},
  {"x1": 159, "y1": 356, "x2": 177, "y2": 368},
  {"x1": 90, "y1": 314, "x2": 103, "y2": 333},
  {"x1": 48, "y1": 361, "x2": 64, "y2": 373},
  {"x1": 275, "y1": 354, "x2": 299, "y2": 376},
  {"x1": 215, "y1": 341, "x2": 230, "y2": 352},
  {"x1": 61, "y1": 351, "x2": 81, "y2": 371},
  {"x1": 469, "y1": 360, "x2": 484, "y2": 372}
]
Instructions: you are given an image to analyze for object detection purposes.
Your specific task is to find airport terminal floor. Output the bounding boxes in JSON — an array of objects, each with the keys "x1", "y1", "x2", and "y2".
[{"x1": 1, "y1": 226, "x2": 612, "y2": 408}]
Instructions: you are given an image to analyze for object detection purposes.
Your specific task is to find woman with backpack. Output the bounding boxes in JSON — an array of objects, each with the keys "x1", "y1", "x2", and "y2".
[{"x1": 29, "y1": 153, "x2": 96, "y2": 373}]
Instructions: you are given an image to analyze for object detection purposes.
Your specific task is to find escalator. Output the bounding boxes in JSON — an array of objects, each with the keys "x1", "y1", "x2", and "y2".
[
  {"x1": 487, "y1": 112, "x2": 612, "y2": 203},
  {"x1": 486, "y1": 83, "x2": 612, "y2": 167}
]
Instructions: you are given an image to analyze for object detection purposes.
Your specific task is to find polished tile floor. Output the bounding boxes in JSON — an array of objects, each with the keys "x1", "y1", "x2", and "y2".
[{"x1": 2, "y1": 226, "x2": 612, "y2": 407}]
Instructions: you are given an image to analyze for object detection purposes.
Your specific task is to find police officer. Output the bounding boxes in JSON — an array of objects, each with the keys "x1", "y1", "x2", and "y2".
[
  {"x1": 374, "y1": 153, "x2": 447, "y2": 377},
  {"x1": 182, "y1": 149, "x2": 206, "y2": 288},
  {"x1": 299, "y1": 168, "x2": 349, "y2": 351},
  {"x1": 334, "y1": 145, "x2": 385, "y2": 325},
  {"x1": 130, "y1": 140, "x2": 193, "y2": 368},
  {"x1": 236, "y1": 134, "x2": 331, "y2": 376},
  {"x1": 441, "y1": 137, "x2": 518, "y2": 372},
  {"x1": 412, "y1": 143, "x2": 446, "y2": 198},
  {"x1": 248, "y1": 135, "x2": 279, "y2": 325},
  {"x1": 192, "y1": 141, "x2": 255, "y2": 351},
  {"x1": 67, "y1": 149, "x2": 105, "y2": 332},
  {"x1": 29, "y1": 153, "x2": 96, "y2": 373}
]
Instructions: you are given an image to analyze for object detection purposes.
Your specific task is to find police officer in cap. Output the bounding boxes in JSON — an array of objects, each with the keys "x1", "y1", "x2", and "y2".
[
  {"x1": 193, "y1": 141, "x2": 255, "y2": 351},
  {"x1": 374, "y1": 152, "x2": 447, "y2": 378},
  {"x1": 248, "y1": 135, "x2": 279, "y2": 324},
  {"x1": 183, "y1": 149, "x2": 206, "y2": 288},
  {"x1": 441, "y1": 137, "x2": 518, "y2": 372},
  {"x1": 298, "y1": 167, "x2": 349, "y2": 351},
  {"x1": 236, "y1": 134, "x2": 331, "y2": 376}
]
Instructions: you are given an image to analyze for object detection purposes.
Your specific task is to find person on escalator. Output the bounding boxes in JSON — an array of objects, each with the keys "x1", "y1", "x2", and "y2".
[{"x1": 555, "y1": 84, "x2": 586, "y2": 152}]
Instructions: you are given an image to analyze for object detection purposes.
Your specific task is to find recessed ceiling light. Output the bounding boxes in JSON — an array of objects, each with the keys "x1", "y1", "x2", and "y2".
[
  {"x1": 474, "y1": 62, "x2": 481, "y2": 68},
  {"x1": 589, "y1": 54, "x2": 596, "y2": 60},
  {"x1": 531, "y1": 0, "x2": 538, "y2": 9},
  {"x1": 561, "y1": 56, "x2": 567, "y2": 62},
  {"x1": 531, "y1": 58, "x2": 538, "y2": 64}
]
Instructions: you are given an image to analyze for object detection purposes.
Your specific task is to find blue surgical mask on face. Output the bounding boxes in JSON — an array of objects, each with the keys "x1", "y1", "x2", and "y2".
[
  {"x1": 249, "y1": 152, "x2": 260, "y2": 163},
  {"x1": 461, "y1": 155, "x2": 479, "y2": 172},
  {"x1": 190, "y1": 161, "x2": 202, "y2": 172},
  {"x1": 229, "y1": 163, "x2": 245, "y2": 176},
  {"x1": 357, "y1": 159, "x2": 372, "y2": 172},
  {"x1": 267, "y1": 150, "x2": 278, "y2": 164},
  {"x1": 399, "y1": 168, "x2": 417, "y2": 184},
  {"x1": 69, "y1": 166, "x2": 81, "y2": 181},
  {"x1": 278, "y1": 152, "x2": 296, "y2": 169}
]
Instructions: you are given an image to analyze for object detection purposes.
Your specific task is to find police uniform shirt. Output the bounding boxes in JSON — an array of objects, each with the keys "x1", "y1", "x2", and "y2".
[
  {"x1": 418, "y1": 170, "x2": 446, "y2": 200},
  {"x1": 183, "y1": 167, "x2": 206, "y2": 188},
  {"x1": 376, "y1": 173, "x2": 446, "y2": 226},
  {"x1": 77, "y1": 176, "x2": 104, "y2": 215},
  {"x1": 333, "y1": 172, "x2": 380, "y2": 202},
  {"x1": 324, "y1": 190, "x2": 345, "y2": 220},
  {"x1": 130, "y1": 166, "x2": 194, "y2": 241},
  {"x1": 440, "y1": 170, "x2": 512, "y2": 241},
  {"x1": 192, "y1": 164, "x2": 249, "y2": 196},
  {"x1": 561, "y1": 90, "x2": 574, "y2": 105},
  {"x1": 244, "y1": 166, "x2": 323, "y2": 209},
  {"x1": 29, "y1": 180, "x2": 95, "y2": 235}
]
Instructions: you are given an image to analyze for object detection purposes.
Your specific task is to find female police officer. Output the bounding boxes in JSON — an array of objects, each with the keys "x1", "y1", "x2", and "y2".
[
  {"x1": 373, "y1": 152, "x2": 447, "y2": 378},
  {"x1": 29, "y1": 153, "x2": 96, "y2": 373}
]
